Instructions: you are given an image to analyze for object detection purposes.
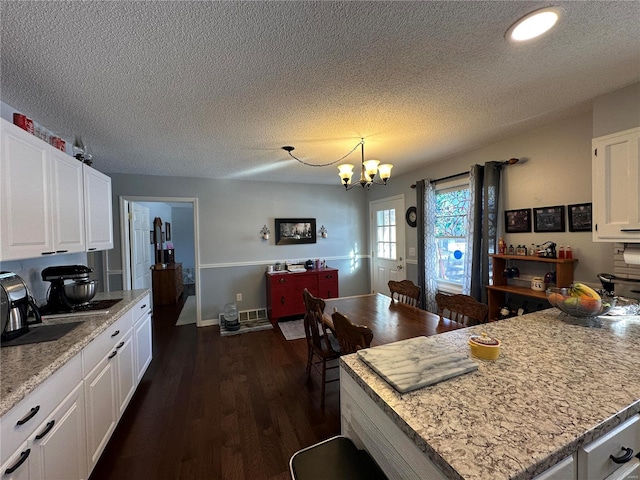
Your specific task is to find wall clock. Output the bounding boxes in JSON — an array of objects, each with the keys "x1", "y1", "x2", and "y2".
[{"x1": 405, "y1": 206, "x2": 417, "y2": 227}]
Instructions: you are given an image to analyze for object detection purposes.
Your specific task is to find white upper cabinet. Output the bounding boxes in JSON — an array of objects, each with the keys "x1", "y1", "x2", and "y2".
[
  {"x1": 83, "y1": 164, "x2": 113, "y2": 251},
  {"x1": 50, "y1": 149, "x2": 86, "y2": 254},
  {"x1": 1, "y1": 120, "x2": 55, "y2": 260},
  {"x1": 1, "y1": 118, "x2": 113, "y2": 261},
  {"x1": 592, "y1": 127, "x2": 640, "y2": 242}
]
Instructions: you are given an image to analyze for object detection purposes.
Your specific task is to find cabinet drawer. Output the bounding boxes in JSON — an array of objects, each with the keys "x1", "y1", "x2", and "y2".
[
  {"x1": 270, "y1": 274, "x2": 296, "y2": 287},
  {"x1": 132, "y1": 293, "x2": 151, "y2": 323},
  {"x1": 0, "y1": 353, "x2": 82, "y2": 465},
  {"x1": 578, "y1": 415, "x2": 640, "y2": 480},
  {"x1": 82, "y1": 310, "x2": 134, "y2": 376}
]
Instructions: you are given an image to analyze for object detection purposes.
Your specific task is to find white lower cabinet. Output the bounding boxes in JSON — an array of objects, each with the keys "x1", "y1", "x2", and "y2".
[
  {"x1": 30, "y1": 382, "x2": 87, "y2": 480},
  {"x1": 1, "y1": 294, "x2": 153, "y2": 480},
  {"x1": 133, "y1": 294, "x2": 153, "y2": 383},
  {"x1": 533, "y1": 455, "x2": 576, "y2": 480}
]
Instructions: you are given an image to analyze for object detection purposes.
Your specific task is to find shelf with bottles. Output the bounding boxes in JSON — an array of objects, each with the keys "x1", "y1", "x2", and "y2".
[
  {"x1": 497, "y1": 298, "x2": 550, "y2": 321},
  {"x1": 487, "y1": 254, "x2": 578, "y2": 321}
]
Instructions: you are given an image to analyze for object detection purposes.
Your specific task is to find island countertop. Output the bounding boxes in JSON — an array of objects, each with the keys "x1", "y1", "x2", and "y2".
[
  {"x1": 340, "y1": 309, "x2": 640, "y2": 480},
  {"x1": 0, "y1": 289, "x2": 150, "y2": 417}
]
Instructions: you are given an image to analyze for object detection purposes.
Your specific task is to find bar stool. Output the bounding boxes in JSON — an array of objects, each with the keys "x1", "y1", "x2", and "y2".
[{"x1": 289, "y1": 435, "x2": 387, "y2": 480}]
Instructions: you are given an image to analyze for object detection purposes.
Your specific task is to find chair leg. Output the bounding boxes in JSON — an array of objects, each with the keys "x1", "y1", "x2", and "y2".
[
  {"x1": 306, "y1": 347, "x2": 313, "y2": 379},
  {"x1": 320, "y1": 358, "x2": 326, "y2": 408}
]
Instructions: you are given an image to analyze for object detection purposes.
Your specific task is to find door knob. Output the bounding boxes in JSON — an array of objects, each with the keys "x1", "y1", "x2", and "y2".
[{"x1": 397, "y1": 265, "x2": 403, "y2": 270}]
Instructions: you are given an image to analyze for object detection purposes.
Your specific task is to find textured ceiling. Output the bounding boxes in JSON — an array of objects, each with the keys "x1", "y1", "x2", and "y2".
[{"x1": 1, "y1": 1, "x2": 639, "y2": 184}]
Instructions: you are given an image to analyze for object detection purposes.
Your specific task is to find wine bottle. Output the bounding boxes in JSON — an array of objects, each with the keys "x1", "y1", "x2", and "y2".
[
  {"x1": 499, "y1": 300, "x2": 512, "y2": 319},
  {"x1": 517, "y1": 301, "x2": 528, "y2": 316}
]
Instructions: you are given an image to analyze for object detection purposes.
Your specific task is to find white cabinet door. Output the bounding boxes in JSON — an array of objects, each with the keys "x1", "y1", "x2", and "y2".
[
  {"x1": 83, "y1": 164, "x2": 113, "y2": 252},
  {"x1": 0, "y1": 120, "x2": 54, "y2": 260},
  {"x1": 134, "y1": 311, "x2": 153, "y2": 383},
  {"x1": 84, "y1": 355, "x2": 117, "y2": 473},
  {"x1": 592, "y1": 127, "x2": 640, "y2": 241},
  {"x1": 30, "y1": 382, "x2": 87, "y2": 480},
  {"x1": 50, "y1": 149, "x2": 86, "y2": 254},
  {"x1": 115, "y1": 329, "x2": 136, "y2": 418},
  {"x1": 0, "y1": 441, "x2": 32, "y2": 480}
]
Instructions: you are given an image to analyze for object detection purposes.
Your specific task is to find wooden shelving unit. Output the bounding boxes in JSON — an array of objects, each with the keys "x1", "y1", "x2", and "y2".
[{"x1": 486, "y1": 255, "x2": 578, "y2": 321}]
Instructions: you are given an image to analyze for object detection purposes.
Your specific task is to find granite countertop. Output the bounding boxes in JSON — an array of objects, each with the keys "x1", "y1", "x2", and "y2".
[
  {"x1": 0, "y1": 289, "x2": 150, "y2": 417},
  {"x1": 340, "y1": 309, "x2": 640, "y2": 480}
]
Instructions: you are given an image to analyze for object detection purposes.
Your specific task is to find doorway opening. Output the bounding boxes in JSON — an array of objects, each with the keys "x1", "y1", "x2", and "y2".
[{"x1": 119, "y1": 196, "x2": 201, "y2": 326}]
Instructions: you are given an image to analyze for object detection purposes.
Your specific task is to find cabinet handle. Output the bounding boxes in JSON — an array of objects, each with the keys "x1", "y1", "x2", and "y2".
[
  {"x1": 111, "y1": 329, "x2": 120, "y2": 337},
  {"x1": 141, "y1": 304, "x2": 147, "y2": 309},
  {"x1": 16, "y1": 405, "x2": 40, "y2": 426},
  {"x1": 88, "y1": 247, "x2": 97, "y2": 251},
  {"x1": 116, "y1": 341, "x2": 125, "y2": 349},
  {"x1": 41, "y1": 251, "x2": 56, "y2": 255},
  {"x1": 55, "y1": 250, "x2": 68, "y2": 253},
  {"x1": 610, "y1": 446, "x2": 634, "y2": 464},
  {"x1": 108, "y1": 350, "x2": 117, "y2": 359},
  {"x1": 5, "y1": 449, "x2": 30, "y2": 474},
  {"x1": 620, "y1": 229, "x2": 640, "y2": 232},
  {"x1": 35, "y1": 420, "x2": 55, "y2": 440},
  {"x1": 281, "y1": 296, "x2": 285, "y2": 305},
  {"x1": 279, "y1": 278, "x2": 286, "y2": 284}
]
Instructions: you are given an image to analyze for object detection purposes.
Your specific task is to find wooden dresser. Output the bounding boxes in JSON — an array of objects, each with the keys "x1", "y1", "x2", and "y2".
[
  {"x1": 266, "y1": 267, "x2": 339, "y2": 324},
  {"x1": 152, "y1": 263, "x2": 183, "y2": 306}
]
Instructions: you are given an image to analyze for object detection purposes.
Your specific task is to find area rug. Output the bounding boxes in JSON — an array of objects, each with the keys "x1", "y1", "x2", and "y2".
[
  {"x1": 279, "y1": 319, "x2": 306, "y2": 340},
  {"x1": 175, "y1": 296, "x2": 197, "y2": 326}
]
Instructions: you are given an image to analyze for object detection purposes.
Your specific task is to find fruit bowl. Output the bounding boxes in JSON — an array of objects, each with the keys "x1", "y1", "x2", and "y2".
[{"x1": 546, "y1": 287, "x2": 616, "y2": 317}]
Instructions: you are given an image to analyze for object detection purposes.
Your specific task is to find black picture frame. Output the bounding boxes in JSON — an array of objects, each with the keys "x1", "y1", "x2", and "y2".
[
  {"x1": 165, "y1": 222, "x2": 171, "y2": 241},
  {"x1": 504, "y1": 209, "x2": 531, "y2": 233},
  {"x1": 275, "y1": 218, "x2": 316, "y2": 245},
  {"x1": 534, "y1": 205, "x2": 565, "y2": 232},
  {"x1": 568, "y1": 203, "x2": 592, "y2": 232}
]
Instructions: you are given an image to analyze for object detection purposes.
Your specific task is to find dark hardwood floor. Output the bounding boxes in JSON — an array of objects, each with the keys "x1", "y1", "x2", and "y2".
[{"x1": 89, "y1": 291, "x2": 340, "y2": 480}]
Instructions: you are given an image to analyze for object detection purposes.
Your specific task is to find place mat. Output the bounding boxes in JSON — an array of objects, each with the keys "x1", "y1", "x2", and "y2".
[
  {"x1": 357, "y1": 336, "x2": 478, "y2": 394},
  {"x1": 1, "y1": 322, "x2": 83, "y2": 347}
]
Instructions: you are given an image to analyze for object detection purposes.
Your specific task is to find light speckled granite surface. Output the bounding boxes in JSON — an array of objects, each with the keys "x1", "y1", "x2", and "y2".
[
  {"x1": 340, "y1": 309, "x2": 640, "y2": 480},
  {"x1": 1, "y1": 290, "x2": 149, "y2": 417}
]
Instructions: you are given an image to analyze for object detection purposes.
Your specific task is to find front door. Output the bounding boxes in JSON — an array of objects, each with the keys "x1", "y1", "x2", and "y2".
[
  {"x1": 130, "y1": 203, "x2": 151, "y2": 290},
  {"x1": 370, "y1": 196, "x2": 406, "y2": 295}
]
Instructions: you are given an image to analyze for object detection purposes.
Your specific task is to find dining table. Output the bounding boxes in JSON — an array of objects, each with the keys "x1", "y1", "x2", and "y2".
[{"x1": 322, "y1": 293, "x2": 466, "y2": 346}]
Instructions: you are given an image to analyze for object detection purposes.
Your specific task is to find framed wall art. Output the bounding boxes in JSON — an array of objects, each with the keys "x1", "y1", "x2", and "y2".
[
  {"x1": 534, "y1": 205, "x2": 565, "y2": 233},
  {"x1": 504, "y1": 208, "x2": 532, "y2": 233},
  {"x1": 568, "y1": 203, "x2": 592, "y2": 232},
  {"x1": 275, "y1": 218, "x2": 317, "y2": 245}
]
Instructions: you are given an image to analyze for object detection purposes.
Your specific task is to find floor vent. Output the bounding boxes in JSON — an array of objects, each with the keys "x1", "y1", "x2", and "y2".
[{"x1": 220, "y1": 307, "x2": 271, "y2": 336}]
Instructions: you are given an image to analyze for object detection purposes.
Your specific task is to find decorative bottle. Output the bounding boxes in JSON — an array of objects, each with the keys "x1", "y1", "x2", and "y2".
[
  {"x1": 498, "y1": 237, "x2": 506, "y2": 255},
  {"x1": 558, "y1": 245, "x2": 565, "y2": 259},
  {"x1": 565, "y1": 245, "x2": 573, "y2": 259}
]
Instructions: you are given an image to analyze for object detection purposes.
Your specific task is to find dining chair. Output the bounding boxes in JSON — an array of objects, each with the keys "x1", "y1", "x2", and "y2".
[
  {"x1": 435, "y1": 292, "x2": 488, "y2": 326},
  {"x1": 302, "y1": 288, "x2": 341, "y2": 407},
  {"x1": 331, "y1": 311, "x2": 373, "y2": 354},
  {"x1": 388, "y1": 279, "x2": 420, "y2": 307}
]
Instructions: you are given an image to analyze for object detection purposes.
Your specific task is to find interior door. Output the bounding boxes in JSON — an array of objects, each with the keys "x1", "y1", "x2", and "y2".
[
  {"x1": 130, "y1": 203, "x2": 151, "y2": 290},
  {"x1": 370, "y1": 196, "x2": 406, "y2": 295}
]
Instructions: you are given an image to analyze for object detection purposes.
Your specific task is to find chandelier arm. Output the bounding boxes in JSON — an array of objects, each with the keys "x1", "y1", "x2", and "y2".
[{"x1": 286, "y1": 139, "x2": 364, "y2": 167}]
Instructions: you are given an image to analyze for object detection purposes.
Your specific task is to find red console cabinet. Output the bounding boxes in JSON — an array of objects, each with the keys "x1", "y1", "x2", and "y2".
[{"x1": 266, "y1": 268, "x2": 339, "y2": 324}]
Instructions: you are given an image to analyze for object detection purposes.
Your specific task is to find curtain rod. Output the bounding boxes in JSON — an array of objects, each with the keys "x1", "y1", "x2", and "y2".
[
  {"x1": 409, "y1": 158, "x2": 519, "y2": 189},
  {"x1": 410, "y1": 171, "x2": 468, "y2": 189}
]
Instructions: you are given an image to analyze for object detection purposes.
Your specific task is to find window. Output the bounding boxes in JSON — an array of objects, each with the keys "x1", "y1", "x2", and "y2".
[
  {"x1": 435, "y1": 184, "x2": 470, "y2": 288},
  {"x1": 376, "y1": 209, "x2": 397, "y2": 260}
]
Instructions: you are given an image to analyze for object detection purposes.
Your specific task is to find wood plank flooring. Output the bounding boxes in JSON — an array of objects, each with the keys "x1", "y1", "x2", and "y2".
[{"x1": 89, "y1": 294, "x2": 340, "y2": 480}]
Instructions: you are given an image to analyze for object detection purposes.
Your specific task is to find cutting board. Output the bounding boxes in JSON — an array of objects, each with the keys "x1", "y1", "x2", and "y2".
[{"x1": 357, "y1": 336, "x2": 478, "y2": 394}]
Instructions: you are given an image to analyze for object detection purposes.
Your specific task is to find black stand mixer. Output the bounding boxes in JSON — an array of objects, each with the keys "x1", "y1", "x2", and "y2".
[{"x1": 41, "y1": 265, "x2": 98, "y2": 313}]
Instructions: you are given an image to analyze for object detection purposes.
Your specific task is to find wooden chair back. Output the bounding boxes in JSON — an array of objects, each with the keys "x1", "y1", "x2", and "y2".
[
  {"x1": 388, "y1": 280, "x2": 420, "y2": 307},
  {"x1": 435, "y1": 293, "x2": 488, "y2": 326},
  {"x1": 331, "y1": 311, "x2": 373, "y2": 354},
  {"x1": 302, "y1": 288, "x2": 328, "y2": 352}
]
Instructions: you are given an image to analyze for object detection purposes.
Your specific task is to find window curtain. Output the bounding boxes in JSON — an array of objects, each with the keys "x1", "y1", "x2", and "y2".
[
  {"x1": 466, "y1": 162, "x2": 502, "y2": 303},
  {"x1": 416, "y1": 179, "x2": 438, "y2": 312}
]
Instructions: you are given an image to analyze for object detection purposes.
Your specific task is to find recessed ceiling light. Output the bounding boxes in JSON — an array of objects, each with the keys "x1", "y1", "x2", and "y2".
[{"x1": 506, "y1": 6, "x2": 563, "y2": 42}]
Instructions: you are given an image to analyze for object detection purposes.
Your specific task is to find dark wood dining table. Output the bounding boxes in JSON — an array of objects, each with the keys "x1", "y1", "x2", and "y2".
[{"x1": 322, "y1": 293, "x2": 466, "y2": 346}]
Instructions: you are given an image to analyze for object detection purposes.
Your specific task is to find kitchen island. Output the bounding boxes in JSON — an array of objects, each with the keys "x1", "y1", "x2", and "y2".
[
  {"x1": 340, "y1": 309, "x2": 640, "y2": 480},
  {"x1": 0, "y1": 289, "x2": 150, "y2": 417}
]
